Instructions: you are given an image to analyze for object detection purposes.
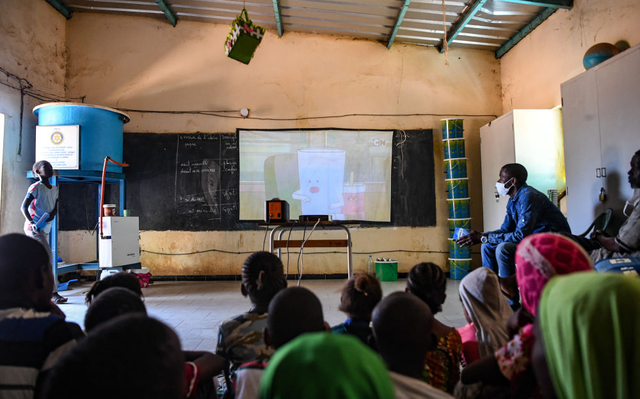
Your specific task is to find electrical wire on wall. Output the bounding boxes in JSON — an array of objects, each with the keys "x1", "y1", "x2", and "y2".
[
  {"x1": 116, "y1": 107, "x2": 498, "y2": 121},
  {"x1": 0, "y1": 67, "x2": 85, "y2": 158},
  {"x1": 140, "y1": 248, "x2": 470, "y2": 256}
]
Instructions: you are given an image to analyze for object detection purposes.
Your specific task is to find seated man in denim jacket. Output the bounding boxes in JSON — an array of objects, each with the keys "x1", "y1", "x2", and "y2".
[{"x1": 456, "y1": 163, "x2": 571, "y2": 299}]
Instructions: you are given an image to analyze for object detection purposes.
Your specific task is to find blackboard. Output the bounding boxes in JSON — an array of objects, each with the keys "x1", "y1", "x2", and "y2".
[
  {"x1": 122, "y1": 133, "x2": 248, "y2": 231},
  {"x1": 364, "y1": 129, "x2": 436, "y2": 227},
  {"x1": 60, "y1": 130, "x2": 435, "y2": 231}
]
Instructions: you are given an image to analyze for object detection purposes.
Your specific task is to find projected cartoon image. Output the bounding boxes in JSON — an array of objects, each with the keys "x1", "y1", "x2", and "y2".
[
  {"x1": 239, "y1": 129, "x2": 393, "y2": 222},
  {"x1": 342, "y1": 182, "x2": 365, "y2": 219},
  {"x1": 292, "y1": 147, "x2": 346, "y2": 219}
]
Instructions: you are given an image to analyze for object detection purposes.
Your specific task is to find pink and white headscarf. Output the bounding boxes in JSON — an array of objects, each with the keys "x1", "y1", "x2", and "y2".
[{"x1": 515, "y1": 233, "x2": 594, "y2": 316}]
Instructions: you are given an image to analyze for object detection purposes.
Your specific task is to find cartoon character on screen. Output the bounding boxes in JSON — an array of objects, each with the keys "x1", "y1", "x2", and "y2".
[{"x1": 292, "y1": 147, "x2": 345, "y2": 220}]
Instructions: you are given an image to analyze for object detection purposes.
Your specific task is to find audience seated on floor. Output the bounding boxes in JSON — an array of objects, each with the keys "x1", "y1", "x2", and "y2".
[
  {"x1": 84, "y1": 287, "x2": 147, "y2": 332},
  {"x1": 532, "y1": 273, "x2": 640, "y2": 399},
  {"x1": 331, "y1": 273, "x2": 382, "y2": 345},
  {"x1": 461, "y1": 233, "x2": 593, "y2": 398},
  {"x1": 457, "y1": 268, "x2": 512, "y2": 367},
  {"x1": 216, "y1": 251, "x2": 287, "y2": 372},
  {"x1": 372, "y1": 291, "x2": 453, "y2": 399},
  {"x1": 454, "y1": 268, "x2": 513, "y2": 399},
  {"x1": 43, "y1": 315, "x2": 185, "y2": 399},
  {"x1": 235, "y1": 286, "x2": 327, "y2": 399},
  {"x1": 0, "y1": 233, "x2": 84, "y2": 399},
  {"x1": 85, "y1": 271, "x2": 143, "y2": 305},
  {"x1": 259, "y1": 332, "x2": 394, "y2": 399},
  {"x1": 83, "y1": 286, "x2": 226, "y2": 399},
  {"x1": 406, "y1": 262, "x2": 462, "y2": 394}
]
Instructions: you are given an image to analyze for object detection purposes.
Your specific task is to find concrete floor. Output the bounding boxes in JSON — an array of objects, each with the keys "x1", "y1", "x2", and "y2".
[{"x1": 59, "y1": 278, "x2": 467, "y2": 351}]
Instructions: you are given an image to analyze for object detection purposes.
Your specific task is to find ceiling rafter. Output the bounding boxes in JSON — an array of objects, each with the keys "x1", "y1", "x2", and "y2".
[
  {"x1": 496, "y1": 0, "x2": 572, "y2": 9},
  {"x1": 46, "y1": 0, "x2": 73, "y2": 19},
  {"x1": 438, "y1": 0, "x2": 488, "y2": 53},
  {"x1": 387, "y1": 0, "x2": 412, "y2": 49},
  {"x1": 272, "y1": 0, "x2": 284, "y2": 36},
  {"x1": 155, "y1": 0, "x2": 177, "y2": 26},
  {"x1": 494, "y1": 6, "x2": 555, "y2": 58}
]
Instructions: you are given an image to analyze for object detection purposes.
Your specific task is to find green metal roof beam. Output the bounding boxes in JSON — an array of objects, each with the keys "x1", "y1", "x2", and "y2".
[
  {"x1": 155, "y1": 0, "x2": 177, "y2": 27},
  {"x1": 496, "y1": 0, "x2": 572, "y2": 9},
  {"x1": 272, "y1": 0, "x2": 283, "y2": 37},
  {"x1": 387, "y1": 0, "x2": 412, "y2": 50},
  {"x1": 439, "y1": 0, "x2": 487, "y2": 53},
  {"x1": 46, "y1": 0, "x2": 72, "y2": 19},
  {"x1": 495, "y1": 6, "x2": 557, "y2": 58}
]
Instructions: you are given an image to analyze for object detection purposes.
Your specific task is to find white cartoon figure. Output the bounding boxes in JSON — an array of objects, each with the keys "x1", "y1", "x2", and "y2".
[{"x1": 292, "y1": 147, "x2": 345, "y2": 219}]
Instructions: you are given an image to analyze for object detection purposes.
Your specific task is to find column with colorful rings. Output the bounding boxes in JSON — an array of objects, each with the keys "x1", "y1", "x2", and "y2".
[{"x1": 443, "y1": 119, "x2": 472, "y2": 280}]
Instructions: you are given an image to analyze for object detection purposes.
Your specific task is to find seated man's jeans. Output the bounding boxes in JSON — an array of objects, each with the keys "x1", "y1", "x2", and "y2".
[
  {"x1": 481, "y1": 242, "x2": 518, "y2": 277},
  {"x1": 481, "y1": 242, "x2": 519, "y2": 308}
]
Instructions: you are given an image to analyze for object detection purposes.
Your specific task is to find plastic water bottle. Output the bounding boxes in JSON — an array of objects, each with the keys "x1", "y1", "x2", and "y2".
[{"x1": 367, "y1": 255, "x2": 375, "y2": 275}]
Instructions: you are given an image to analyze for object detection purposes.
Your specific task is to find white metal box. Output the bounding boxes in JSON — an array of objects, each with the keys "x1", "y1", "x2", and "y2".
[{"x1": 99, "y1": 217, "x2": 140, "y2": 268}]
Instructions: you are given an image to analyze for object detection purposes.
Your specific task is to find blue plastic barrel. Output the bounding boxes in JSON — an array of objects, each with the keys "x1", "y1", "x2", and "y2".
[{"x1": 33, "y1": 103, "x2": 130, "y2": 172}]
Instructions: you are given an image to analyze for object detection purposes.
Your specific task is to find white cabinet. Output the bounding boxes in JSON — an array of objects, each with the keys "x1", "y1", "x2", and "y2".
[
  {"x1": 561, "y1": 44, "x2": 640, "y2": 234},
  {"x1": 480, "y1": 109, "x2": 565, "y2": 232}
]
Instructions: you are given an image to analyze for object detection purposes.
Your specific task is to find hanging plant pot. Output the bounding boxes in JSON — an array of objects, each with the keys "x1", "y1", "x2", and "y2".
[{"x1": 224, "y1": 9, "x2": 265, "y2": 65}]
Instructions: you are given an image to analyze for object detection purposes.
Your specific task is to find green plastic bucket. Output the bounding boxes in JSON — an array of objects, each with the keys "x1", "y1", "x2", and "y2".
[
  {"x1": 447, "y1": 198, "x2": 471, "y2": 219},
  {"x1": 446, "y1": 178, "x2": 469, "y2": 199},
  {"x1": 375, "y1": 260, "x2": 398, "y2": 282},
  {"x1": 442, "y1": 119, "x2": 464, "y2": 140},
  {"x1": 444, "y1": 158, "x2": 467, "y2": 179},
  {"x1": 443, "y1": 139, "x2": 466, "y2": 159},
  {"x1": 448, "y1": 218, "x2": 472, "y2": 238},
  {"x1": 449, "y1": 258, "x2": 471, "y2": 280},
  {"x1": 448, "y1": 238, "x2": 471, "y2": 258}
]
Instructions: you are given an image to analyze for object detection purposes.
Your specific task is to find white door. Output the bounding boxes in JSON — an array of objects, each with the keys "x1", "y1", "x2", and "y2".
[
  {"x1": 480, "y1": 113, "x2": 515, "y2": 232},
  {"x1": 561, "y1": 72, "x2": 603, "y2": 234},
  {"x1": 595, "y1": 46, "x2": 640, "y2": 214}
]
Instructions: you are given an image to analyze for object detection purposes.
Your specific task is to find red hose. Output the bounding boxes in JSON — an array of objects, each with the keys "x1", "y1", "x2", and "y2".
[{"x1": 100, "y1": 156, "x2": 130, "y2": 238}]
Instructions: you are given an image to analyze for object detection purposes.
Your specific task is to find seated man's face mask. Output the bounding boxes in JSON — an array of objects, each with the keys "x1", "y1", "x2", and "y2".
[{"x1": 496, "y1": 177, "x2": 514, "y2": 197}]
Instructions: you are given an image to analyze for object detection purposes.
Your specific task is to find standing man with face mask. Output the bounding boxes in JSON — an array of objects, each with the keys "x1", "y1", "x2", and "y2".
[{"x1": 456, "y1": 163, "x2": 571, "y2": 301}]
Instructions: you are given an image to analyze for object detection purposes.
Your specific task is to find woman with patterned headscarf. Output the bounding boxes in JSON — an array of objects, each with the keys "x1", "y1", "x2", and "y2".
[
  {"x1": 532, "y1": 273, "x2": 640, "y2": 399},
  {"x1": 461, "y1": 233, "x2": 594, "y2": 398}
]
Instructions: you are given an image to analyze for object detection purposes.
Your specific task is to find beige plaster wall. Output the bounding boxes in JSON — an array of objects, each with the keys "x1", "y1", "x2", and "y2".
[
  {"x1": 501, "y1": 0, "x2": 640, "y2": 112},
  {"x1": 0, "y1": 0, "x2": 67, "y2": 235},
  {"x1": 61, "y1": 13, "x2": 502, "y2": 275}
]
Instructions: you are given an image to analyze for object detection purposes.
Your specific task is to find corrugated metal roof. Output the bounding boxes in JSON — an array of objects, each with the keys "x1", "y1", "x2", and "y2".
[{"x1": 51, "y1": 0, "x2": 572, "y2": 57}]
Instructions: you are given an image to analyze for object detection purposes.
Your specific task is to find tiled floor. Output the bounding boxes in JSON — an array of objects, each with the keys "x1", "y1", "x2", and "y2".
[{"x1": 60, "y1": 278, "x2": 467, "y2": 351}]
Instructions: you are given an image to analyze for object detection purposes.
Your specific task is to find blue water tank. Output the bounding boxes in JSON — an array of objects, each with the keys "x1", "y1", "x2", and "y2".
[{"x1": 33, "y1": 103, "x2": 130, "y2": 172}]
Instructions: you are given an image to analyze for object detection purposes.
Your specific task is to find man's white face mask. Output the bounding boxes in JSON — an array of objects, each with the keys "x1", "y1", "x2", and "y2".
[{"x1": 495, "y1": 177, "x2": 514, "y2": 197}]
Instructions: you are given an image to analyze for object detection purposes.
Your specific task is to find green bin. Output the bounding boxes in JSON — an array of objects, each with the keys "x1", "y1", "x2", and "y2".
[{"x1": 375, "y1": 260, "x2": 398, "y2": 282}]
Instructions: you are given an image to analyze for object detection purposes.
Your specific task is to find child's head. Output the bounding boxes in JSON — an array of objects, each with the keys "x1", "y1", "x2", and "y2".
[
  {"x1": 43, "y1": 315, "x2": 185, "y2": 399},
  {"x1": 372, "y1": 292, "x2": 434, "y2": 374},
  {"x1": 0, "y1": 234, "x2": 52, "y2": 310},
  {"x1": 32, "y1": 160, "x2": 53, "y2": 179},
  {"x1": 241, "y1": 251, "x2": 287, "y2": 306},
  {"x1": 406, "y1": 262, "x2": 447, "y2": 314},
  {"x1": 86, "y1": 272, "x2": 143, "y2": 305},
  {"x1": 85, "y1": 287, "x2": 147, "y2": 332},
  {"x1": 338, "y1": 273, "x2": 382, "y2": 320},
  {"x1": 266, "y1": 287, "x2": 326, "y2": 349}
]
